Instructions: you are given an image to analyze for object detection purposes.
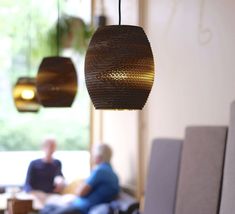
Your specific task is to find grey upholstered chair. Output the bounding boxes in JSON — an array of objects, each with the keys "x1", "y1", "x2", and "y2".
[
  {"x1": 220, "y1": 101, "x2": 235, "y2": 214},
  {"x1": 175, "y1": 126, "x2": 227, "y2": 214},
  {"x1": 143, "y1": 138, "x2": 183, "y2": 214}
]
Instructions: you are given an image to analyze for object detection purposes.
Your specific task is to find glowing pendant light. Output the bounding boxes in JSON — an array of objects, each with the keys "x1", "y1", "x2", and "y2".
[
  {"x1": 85, "y1": 0, "x2": 154, "y2": 110},
  {"x1": 13, "y1": 77, "x2": 40, "y2": 112},
  {"x1": 13, "y1": 7, "x2": 40, "y2": 113},
  {"x1": 36, "y1": 0, "x2": 78, "y2": 107}
]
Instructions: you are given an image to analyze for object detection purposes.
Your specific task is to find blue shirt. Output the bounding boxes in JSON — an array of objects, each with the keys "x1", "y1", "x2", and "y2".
[
  {"x1": 24, "y1": 158, "x2": 63, "y2": 193},
  {"x1": 73, "y1": 162, "x2": 120, "y2": 214}
]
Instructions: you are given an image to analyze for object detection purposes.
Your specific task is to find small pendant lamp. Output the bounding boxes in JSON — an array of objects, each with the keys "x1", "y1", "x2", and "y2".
[
  {"x1": 36, "y1": 0, "x2": 78, "y2": 107},
  {"x1": 13, "y1": 8, "x2": 40, "y2": 113},
  {"x1": 85, "y1": 0, "x2": 154, "y2": 110},
  {"x1": 36, "y1": 56, "x2": 77, "y2": 107},
  {"x1": 13, "y1": 77, "x2": 40, "y2": 112}
]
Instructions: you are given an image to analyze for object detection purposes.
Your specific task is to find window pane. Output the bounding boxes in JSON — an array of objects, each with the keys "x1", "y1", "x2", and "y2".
[{"x1": 0, "y1": 0, "x2": 91, "y2": 151}]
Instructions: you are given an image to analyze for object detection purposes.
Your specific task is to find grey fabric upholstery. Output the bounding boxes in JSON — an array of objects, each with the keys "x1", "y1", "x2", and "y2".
[
  {"x1": 175, "y1": 126, "x2": 227, "y2": 214},
  {"x1": 88, "y1": 204, "x2": 110, "y2": 214},
  {"x1": 220, "y1": 101, "x2": 235, "y2": 214},
  {"x1": 144, "y1": 138, "x2": 183, "y2": 214},
  {"x1": 88, "y1": 191, "x2": 139, "y2": 214},
  {"x1": 109, "y1": 191, "x2": 139, "y2": 212}
]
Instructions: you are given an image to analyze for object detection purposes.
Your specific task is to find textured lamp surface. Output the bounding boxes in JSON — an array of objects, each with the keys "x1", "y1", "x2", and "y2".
[
  {"x1": 13, "y1": 77, "x2": 40, "y2": 112},
  {"x1": 85, "y1": 25, "x2": 154, "y2": 110},
  {"x1": 36, "y1": 56, "x2": 78, "y2": 107}
]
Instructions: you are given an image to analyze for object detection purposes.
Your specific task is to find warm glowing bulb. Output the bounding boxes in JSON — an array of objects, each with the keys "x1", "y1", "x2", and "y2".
[{"x1": 21, "y1": 89, "x2": 35, "y2": 100}]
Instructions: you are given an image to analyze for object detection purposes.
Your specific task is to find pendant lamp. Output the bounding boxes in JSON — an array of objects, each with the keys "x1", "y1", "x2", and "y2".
[
  {"x1": 36, "y1": 0, "x2": 78, "y2": 107},
  {"x1": 13, "y1": 8, "x2": 40, "y2": 113},
  {"x1": 13, "y1": 77, "x2": 40, "y2": 112},
  {"x1": 85, "y1": 0, "x2": 154, "y2": 110},
  {"x1": 36, "y1": 57, "x2": 77, "y2": 107}
]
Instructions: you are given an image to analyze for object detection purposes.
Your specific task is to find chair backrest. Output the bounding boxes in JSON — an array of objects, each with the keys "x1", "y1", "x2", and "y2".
[
  {"x1": 143, "y1": 138, "x2": 183, "y2": 214},
  {"x1": 175, "y1": 126, "x2": 227, "y2": 214},
  {"x1": 220, "y1": 101, "x2": 235, "y2": 214},
  {"x1": 7, "y1": 198, "x2": 33, "y2": 214}
]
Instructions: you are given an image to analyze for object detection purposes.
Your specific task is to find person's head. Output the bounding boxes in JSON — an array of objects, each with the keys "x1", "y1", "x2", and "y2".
[
  {"x1": 41, "y1": 137, "x2": 57, "y2": 161},
  {"x1": 92, "y1": 144, "x2": 112, "y2": 165}
]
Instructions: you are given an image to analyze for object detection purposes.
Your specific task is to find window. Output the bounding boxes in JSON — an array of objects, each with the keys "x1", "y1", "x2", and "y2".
[
  {"x1": 0, "y1": 0, "x2": 92, "y2": 185},
  {"x1": 0, "y1": 0, "x2": 92, "y2": 151}
]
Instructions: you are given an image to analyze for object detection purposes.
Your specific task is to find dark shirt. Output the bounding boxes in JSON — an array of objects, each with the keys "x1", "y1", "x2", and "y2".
[{"x1": 24, "y1": 158, "x2": 63, "y2": 193}]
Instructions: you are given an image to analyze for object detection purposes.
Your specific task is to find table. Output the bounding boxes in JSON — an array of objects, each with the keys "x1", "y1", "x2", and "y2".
[
  {"x1": 0, "y1": 191, "x2": 47, "y2": 213},
  {"x1": 0, "y1": 191, "x2": 76, "y2": 213}
]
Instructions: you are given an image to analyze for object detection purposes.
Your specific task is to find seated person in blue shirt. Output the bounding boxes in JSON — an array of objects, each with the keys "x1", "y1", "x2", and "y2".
[
  {"x1": 40, "y1": 143, "x2": 120, "y2": 214},
  {"x1": 24, "y1": 137, "x2": 65, "y2": 194}
]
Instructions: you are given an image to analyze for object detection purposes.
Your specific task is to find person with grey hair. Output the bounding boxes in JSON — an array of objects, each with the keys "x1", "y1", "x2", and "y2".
[
  {"x1": 40, "y1": 143, "x2": 120, "y2": 214},
  {"x1": 92, "y1": 143, "x2": 112, "y2": 164},
  {"x1": 24, "y1": 137, "x2": 65, "y2": 193}
]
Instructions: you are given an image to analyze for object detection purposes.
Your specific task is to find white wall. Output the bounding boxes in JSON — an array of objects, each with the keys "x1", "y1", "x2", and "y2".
[
  {"x1": 102, "y1": 111, "x2": 139, "y2": 191},
  {"x1": 142, "y1": 0, "x2": 235, "y2": 185}
]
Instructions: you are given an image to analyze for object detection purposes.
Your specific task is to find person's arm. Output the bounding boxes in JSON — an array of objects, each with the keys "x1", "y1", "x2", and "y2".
[
  {"x1": 53, "y1": 175, "x2": 66, "y2": 193},
  {"x1": 53, "y1": 160, "x2": 66, "y2": 193},
  {"x1": 76, "y1": 182, "x2": 92, "y2": 197},
  {"x1": 24, "y1": 162, "x2": 34, "y2": 192},
  {"x1": 75, "y1": 168, "x2": 101, "y2": 197},
  {"x1": 55, "y1": 160, "x2": 63, "y2": 177}
]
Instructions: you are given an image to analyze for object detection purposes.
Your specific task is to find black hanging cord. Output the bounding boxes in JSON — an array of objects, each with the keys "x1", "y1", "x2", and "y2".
[
  {"x1": 119, "y1": 0, "x2": 121, "y2": 25},
  {"x1": 57, "y1": 0, "x2": 60, "y2": 56}
]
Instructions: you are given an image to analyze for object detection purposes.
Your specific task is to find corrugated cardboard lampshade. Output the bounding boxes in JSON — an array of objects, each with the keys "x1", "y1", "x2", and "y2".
[
  {"x1": 36, "y1": 56, "x2": 78, "y2": 107},
  {"x1": 13, "y1": 77, "x2": 40, "y2": 112},
  {"x1": 85, "y1": 25, "x2": 155, "y2": 110}
]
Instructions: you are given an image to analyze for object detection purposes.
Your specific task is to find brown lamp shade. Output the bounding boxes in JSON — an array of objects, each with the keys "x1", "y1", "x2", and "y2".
[
  {"x1": 85, "y1": 25, "x2": 155, "y2": 110},
  {"x1": 13, "y1": 77, "x2": 40, "y2": 112},
  {"x1": 36, "y1": 56, "x2": 78, "y2": 107}
]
